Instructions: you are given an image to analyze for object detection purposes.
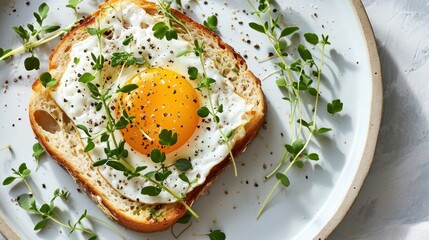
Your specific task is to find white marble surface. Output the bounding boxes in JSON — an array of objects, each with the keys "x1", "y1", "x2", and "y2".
[{"x1": 331, "y1": 0, "x2": 429, "y2": 239}]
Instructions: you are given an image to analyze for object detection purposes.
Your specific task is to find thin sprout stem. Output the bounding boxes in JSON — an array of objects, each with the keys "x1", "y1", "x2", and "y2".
[
  {"x1": 258, "y1": 55, "x2": 279, "y2": 63},
  {"x1": 261, "y1": 69, "x2": 281, "y2": 81},
  {"x1": 45, "y1": 215, "x2": 96, "y2": 235},
  {"x1": 256, "y1": 180, "x2": 280, "y2": 219},
  {"x1": 22, "y1": 178, "x2": 34, "y2": 196},
  {"x1": 264, "y1": 149, "x2": 288, "y2": 180},
  {"x1": 86, "y1": 215, "x2": 126, "y2": 240},
  {"x1": 0, "y1": 23, "x2": 73, "y2": 62},
  {"x1": 0, "y1": 145, "x2": 11, "y2": 152},
  {"x1": 136, "y1": 124, "x2": 153, "y2": 142}
]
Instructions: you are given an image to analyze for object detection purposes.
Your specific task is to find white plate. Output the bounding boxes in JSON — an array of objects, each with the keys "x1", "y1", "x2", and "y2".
[{"x1": 0, "y1": 0, "x2": 381, "y2": 239}]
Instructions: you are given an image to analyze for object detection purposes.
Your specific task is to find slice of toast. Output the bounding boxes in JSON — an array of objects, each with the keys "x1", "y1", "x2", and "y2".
[{"x1": 29, "y1": 0, "x2": 265, "y2": 232}]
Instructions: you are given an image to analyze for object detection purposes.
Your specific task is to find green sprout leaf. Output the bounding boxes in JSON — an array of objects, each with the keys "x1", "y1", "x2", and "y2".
[
  {"x1": 34, "y1": 220, "x2": 47, "y2": 231},
  {"x1": 188, "y1": 66, "x2": 199, "y2": 80},
  {"x1": 297, "y1": 44, "x2": 312, "y2": 61},
  {"x1": 276, "y1": 173, "x2": 290, "y2": 187},
  {"x1": 197, "y1": 106, "x2": 210, "y2": 118},
  {"x1": 78, "y1": 72, "x2": 95, "y2": 83},
  {"x1": 204, "y1": 15, "x2": 218, "y2": 32},
  {"x1": 66, "y1": 0, "x2": 83, "y2": 10},
  {"x1": 280, "y1": 26, "x2": 299, "y2": 38},
  {"x1": 18, "y1": 163, "x2": 29, "y2": 175},
  {"x1": 122, "y1": 35, "x2": 134, "y2": 46},
  {"x1": 39, "y1": 72, "x2": 57, "y2": 88},
  {"x1": 2, "y1": 176, "x2": 17, "y2": 185},
  {"x1": 150, "y1": 148, "x2": 166, "y2": 163},
  {"x1": 304, "y1": 32, "x2": 319, "y2": 45},
  {"x1": 24, "y1": 56, "x2": 40, "y2": 71},
  {"x1": 84, "y1": 140, "x2": 95, "y2": 152},
  {"x1": 18, "y1": 193, "x2": 36, "y2": 211},
  {"x1": 76, "y1": 124, "x2": 91, "y2": 136},
  {"x1": 175, "y1": 158, "x2": 192, "y2": 171},
  {"x1": 42, "y1": 25, "x2": 61, "y2": 34},
  {"x1": 88, "y1": 235, "x2": 97, "y2": 240},
  {"x1": 32, "y1": 143, "x2": 45, "y2": 162},
  {"x1": 307, "y1": 153, "x2": 319, "y2": 161},
  {"x1": 292, "y1": 140, "x2": 304, "y2": 154},
  {"x1": 295, "y1": 160, "x2": 304, "y2": 168},
  {"x1": 248, "y1": 22, "x2": 265, "y2": 34},
  {"x1": 179, "y1": 173, "x2": 190, "y2": 183},
  {"x1": 38, "y1": 3, "x2": 49, "y2": 21},
  {"x1": 158, "y1": 129, "x2": 178, "y2": 146},
  {"x1": 0, "y1": 48, "x2": 12, "y2": 59},
  {"x1": 208, "y1": 229, "x2": 226, "y2": 240},
  {"x1": 117, "y1": 84, "x2": 139, "y2": 93},
  {"x1": 308, "y1": 87, "x2": 318, "y2": 96},
  {"x1": 93, "y1": 159, "x2": 108, "y2": 167},
  {"x1": 86, "y1": 26, "x2": 111, "y2": 36},
  {"x1": 87, "y1": 82, "x2": 101, "y2": 98},
  {"x1": 257, "y1": 0, "x2": 269, "y2": 12},
  {"x1": 165, "y1": 30, "x2": 178, "y2": 40},
  {"x1": 152, "y1": 22, "x2": 169, "y2": 39},
  {"x1": 12, "y1": 26, "x2": 30, "y2": 42},
  {"x1": 141, "y1": 186, "x2": 162, "y2": 196},
  {"x1": 225, "y1": 129, "x2": 233, "y2": 139},
  {"x1": 276, "y1": 78, "x2": 287, "y2": 87},
  {"x1": 314, "y1": 127, "x2": 332, "y2": 134},
  {"x1": 327, "y1": 99, "x2": 343, "y2": 115},
  {"x1": 106, "y1": 161, "x2": 127, "y2": 172},
  {"x1": 155, "y1": 170, "x2": 172, "y2": 181}
]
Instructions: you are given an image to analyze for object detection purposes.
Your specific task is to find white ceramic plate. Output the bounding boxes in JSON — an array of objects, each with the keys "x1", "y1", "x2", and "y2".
[{"x1": 0, "y1": 0, "x2": 381, "y2": 239}]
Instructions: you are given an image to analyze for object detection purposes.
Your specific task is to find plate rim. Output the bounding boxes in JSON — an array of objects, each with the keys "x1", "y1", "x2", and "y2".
[{"x1": 317, "y1": 0, "x2": 383, "y2": 238}]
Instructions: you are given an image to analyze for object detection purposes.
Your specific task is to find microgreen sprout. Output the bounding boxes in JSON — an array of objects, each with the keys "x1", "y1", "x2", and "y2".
[
  {"x1": 39, "y1": 72, "x2": 57, "y2": 88},
  {"x1": 327, "y1": 99, "x2": 343, "y2": 115},
  {"x1": 32, "y1": 142, "x2": 45, "y2": 164},
  {"x1": 204, "y1": 15, "x2": 218, "y2": 32},
  {"x1": 208, "y1": 229, "x2": 226, "y2": 240},
  {"x1": 3, "y1": 163, "x2": 32, "y2": 191},
  {"x1": 247, "y1": 0, "x2": 341, "y2": 219},
  {"x1": 17, "y1": 191, "x2": 98, "y2": 238},
  {"x1": 195, "y1": 229, "x2": 226, "y2": 240},
  {"x1": 0, "y1": 145, "x2": 11, "y2": 152},
  {"x1": 0, "y1": 1, "x2": 84, "y2": 69},
  {"x1": 3, "y1": 161, "x2": 125, "y2": 239}
]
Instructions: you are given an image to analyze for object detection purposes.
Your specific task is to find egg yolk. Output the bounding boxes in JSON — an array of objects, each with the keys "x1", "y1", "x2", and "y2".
[{"x1": 116, "y1": 68, "x2": 200, "y2": 155}]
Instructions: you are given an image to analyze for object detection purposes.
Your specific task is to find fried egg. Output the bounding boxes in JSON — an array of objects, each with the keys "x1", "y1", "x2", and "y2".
[{"x1": 50, "y1": 3, "x2": 252, "y2": 203}]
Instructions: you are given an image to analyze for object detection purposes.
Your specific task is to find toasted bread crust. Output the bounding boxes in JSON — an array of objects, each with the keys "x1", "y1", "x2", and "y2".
[{"x1": 30, "y1": 0, "x2": 265, "y2": 232}]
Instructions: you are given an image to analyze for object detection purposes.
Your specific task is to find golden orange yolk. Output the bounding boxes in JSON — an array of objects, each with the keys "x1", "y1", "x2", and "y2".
[{"x1": 116, "y1": 68, "x2": 200, "y2": 155}]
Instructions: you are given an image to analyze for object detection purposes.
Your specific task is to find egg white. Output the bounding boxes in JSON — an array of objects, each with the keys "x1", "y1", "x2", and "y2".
[{"x1": 51, "y1": 3, "x2": 252, "y2": 203}]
